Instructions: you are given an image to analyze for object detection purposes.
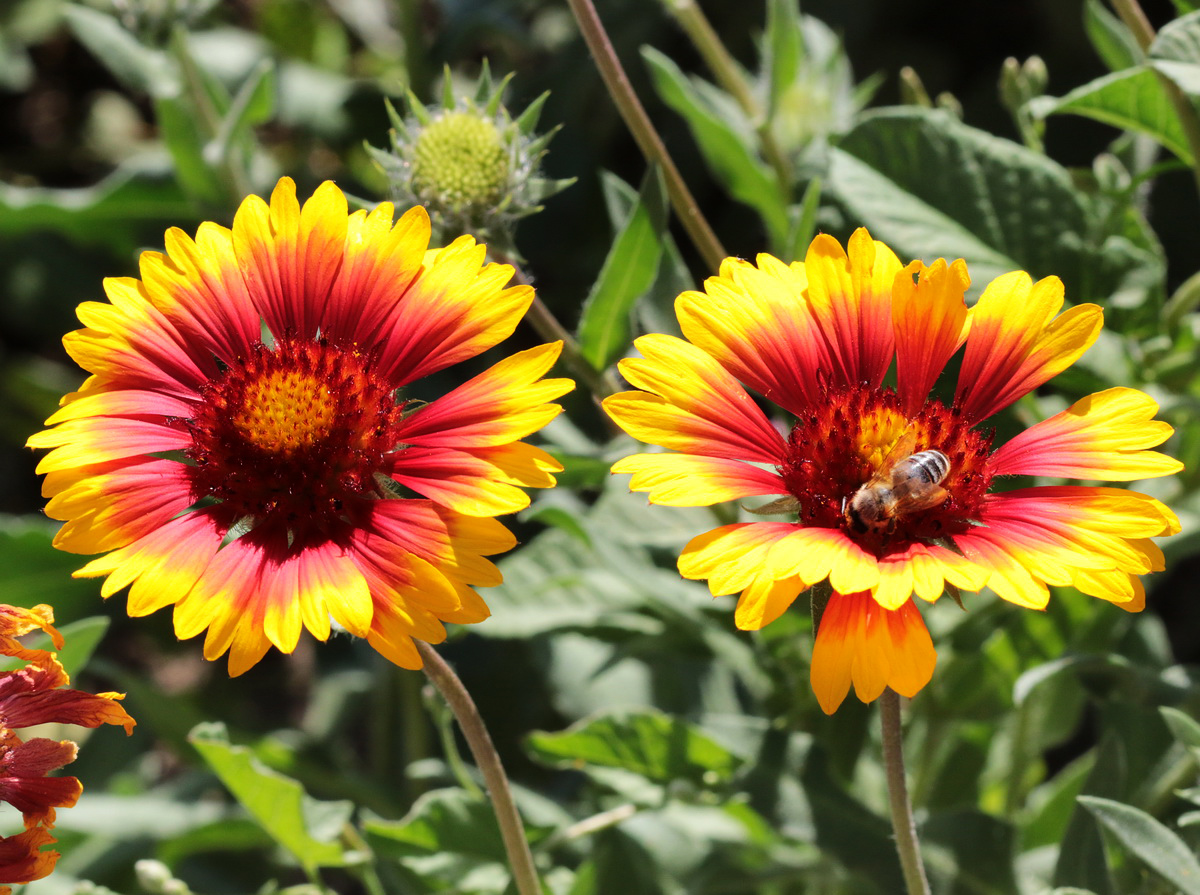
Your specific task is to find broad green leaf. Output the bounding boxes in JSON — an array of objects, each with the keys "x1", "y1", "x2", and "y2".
[
  {"x1": 1150, "y1": 10, "x2": 1200, "y2": 95},
  {"x1": 526, "y1": 710, "x2": 742, "y2": 786},
  {"x1": 641, "y1": 46, "x2": 789, "y2": 250},
  {"x1": 576, "y1": 169, "x2": 667, "y2": 371},
  {"x1": 1023, "y1": 754, "x2": 1095, "y2": 851},
  {"x1": 1080, "y1": 795, "x2": 1200, "y2": 894},
  {"x1": 365, "y1": 788, "x2": 508, "y2": 879},
  {"x1": 1084, "y1": 0, "x2": 1142, "y2": 71},
  {"x1": 830, "y1": 107, "x2": 1163, "y2": 307},
  {"x1": 0, "y1": 157, "x2": 192, "y2": 253},
  {"x1": 1029, "y1": 67, "x2": 1191, "y2": 165},
  {"x1": 922, "y1": 810, "x2": 1018, "y2": 895},
  {"x1": 1054, "y1": 735, "x2": 1122, "y2": 894},
  {"x1": 1160, "y1": 705, "x2": 1200, "y2": 764},
  {"x1": 63, "y1": 4, "x2": 179, "y2": 98},
  {"x1": 189, "y1": 722, "x2": 350, "y2": 871}
]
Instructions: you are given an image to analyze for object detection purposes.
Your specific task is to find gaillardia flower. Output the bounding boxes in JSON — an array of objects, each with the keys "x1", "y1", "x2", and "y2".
[
  {"x1": 28, "y1": 177, "x2": 572, "y2": 675},
  {"x1": 0, "y1": 603, "x2": 134, "y2": 894},
  {"x1": 604, "y1": 229, "x2": 1180, "y2": 713}
]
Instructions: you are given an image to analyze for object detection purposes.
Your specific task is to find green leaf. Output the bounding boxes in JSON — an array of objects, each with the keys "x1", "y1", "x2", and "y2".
[
  {"x1": 189, "y1": 722, "x2": 351, "y2": 871},
  {"x1": 63, "y1": 4, "x2": 179, "y2": 98},
  {"x1": 526, "y1": 710, "x2": 742, "y2": 787},
  {"x1": 576, "y1": 169, "x2": 667, "y2": 371},
  {"x1": 641, "y1": 45, "x2": 789, "y2": 250},
  {"x1": 1080, "y1": 795, "x2": 1200, "y2": 894},
  {"x1": 0, "y1": 157, "x2": 192, "y2": 253},
  {"x1": 1084, "y1": 0, "x2": 1142, "y2": 72},
  {"x1": 1053, "y1": 735, "x2": 1122, "y2": 894},
  {"x1": 830, "y1": 106, "x2": 1164, "y2": 305},
  {"x1": 764, "y1": 0, "x2": 804, "y2": 116},
  {"x1": 1029, "y1": 67, "x2": 1191, "y2": 165},
  {"x1": 786, "y1": 177, "x2": 822, "y2": 262},
  {"x1": 1159, "y1": 705, "x2": 1200, "y2": 762},
  {"x1": 921, "y1": 810, "x2": 1018, "y2": 895},
  {"x1": 1150, "y1": 10, "x2": 1200, "y2": 95},
  {"x1": 208, "y1": 57, "x2": 276, "y2": 169}
]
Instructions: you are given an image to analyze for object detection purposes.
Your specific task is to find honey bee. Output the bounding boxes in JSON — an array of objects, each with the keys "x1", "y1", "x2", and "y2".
[{"x1": 843, "y1": 430, "x2": 950, "y2": 535}]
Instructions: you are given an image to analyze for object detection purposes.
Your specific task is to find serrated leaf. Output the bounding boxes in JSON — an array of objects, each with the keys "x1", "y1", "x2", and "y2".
[
  {"x1": 1080, "y1": 795, "x2": 1200, "y2": 894},
  {"x1": 526, "y1": 710, "x2": 742, "y2": 786},
  {"x1": 641, "y1": 45, "x2": 789, "y2": 250},
  {"x1": 189, "y1": 722, "x2": 351, "y2": 871},
  {"x1": 63, "y1": 4, "x2": 179, "y2": 98},
  {"x1": 1084, "y1": 0, "x2": 1142, "y2": 72},
  {"x1": 576, "y1": 169, "x2": 667, "y2": 371},
  {"x1": 1029, "y1": 67, "x2": 1191, "y2": 165}
]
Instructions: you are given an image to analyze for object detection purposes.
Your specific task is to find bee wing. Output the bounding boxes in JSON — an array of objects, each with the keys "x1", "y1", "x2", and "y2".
[
  {"x1": 864, "y1": 429, "x2": 918, "y2": 487},
  {"x1": 890, "y1": 483, "x2": 949, "y2": 514}
]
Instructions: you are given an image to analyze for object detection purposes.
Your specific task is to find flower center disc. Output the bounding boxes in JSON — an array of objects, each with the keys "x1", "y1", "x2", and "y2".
[
  {"x1": 778, "y1": 386, "x2": 993, "y2": 550},
  {"x1": 185, "y1": 338, "x2": 405, "y2": 528}
]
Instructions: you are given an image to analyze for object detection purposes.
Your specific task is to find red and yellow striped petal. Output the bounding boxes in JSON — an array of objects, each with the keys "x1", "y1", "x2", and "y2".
[
  {"x1": 810, "y1": 591, "x2": 936, "y2": 714},
  {"x1": 676, "y1": 254, "x2": 827, "y2": 415},
  {"x1": 139, "y1": 222, "x2": 260, "y2": 364},
  {"x1": 954, "y1": 487, "x2": 1177, "y2": 609},
  {"x1": 44, "y1": 457, "x2": 195, "y2": 556},
  {"x1": 803, "y1": 228, "x2": 903, "y2": 390},
  {"x1": 376, "y1": 237, "x2": 534, "y2": 386},
  {"x1": 232, "y1": 178, "x2": 348, "y2": 339},
  {"x1": 612, "y1": 453, "x2": 785, "y2": 506},
  {"x1": 892, "y1": 257, "x2": 971, "y2": 415},
  {"x1": 873, "y1": 541, "x2": 990, "y2": 610},
  {"x1": 606, "y1": 334, "x2": 786, "y2": 463},
  {"x1": 990, "y1": 387, "x2": 1182, "y2": 480},
  {"x1": 28, "y1": 418, "x2": 191, "y2": 476},
  {"x1": 766, "y1": 526, "x2": 881, "y2": 595},
  {"x1": 323, "y1": 204, "x2": 430, "y2": 345},
  {"x1": 398, "y1": 342, "x2": 572, "y2": 448},
  {"x1": 679, "y1": 523, "x2": 796, "y2": 596},
  {"x1": 955, "y1": 272, "x2": 1103, "y2": 424}
]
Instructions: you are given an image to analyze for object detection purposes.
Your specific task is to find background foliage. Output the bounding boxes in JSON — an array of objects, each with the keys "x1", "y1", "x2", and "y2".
[{"x1": 2, "y1": 0, "x2": 1200, "y2": 893}]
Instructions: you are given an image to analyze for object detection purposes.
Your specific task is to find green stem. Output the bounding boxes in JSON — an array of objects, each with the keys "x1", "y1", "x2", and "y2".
[
  {"x1": 659, "y1": 0, "x2": 793, "y2": 189},
  {"x1": 1111, "y1": 0, "x2": 1200, "y2": 199},
  {"x1": 880, "y1": 689, "x2": 931, "y2": 895},
  {"x1": 417, "y1": 641, "x2": 542, "y2": 895},
  {"x1": 565, "y1": 0, "x2": 728, "y2": 271}
]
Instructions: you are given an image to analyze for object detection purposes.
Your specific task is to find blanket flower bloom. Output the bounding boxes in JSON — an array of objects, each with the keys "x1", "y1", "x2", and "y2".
[
  {"x1": 28, "y1": 177, "x2": 572, "y2": 676},
  {"x1": 0, "y1": 604, "x2": 135, "y2": 894},
  {"x1": 604, "y1": 229, "x2": 1180, "y2": 713}
]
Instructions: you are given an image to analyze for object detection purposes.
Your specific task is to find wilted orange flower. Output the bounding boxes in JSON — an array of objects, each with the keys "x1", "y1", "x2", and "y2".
[
  {"x1": 0, "y1": 604, "x2": 134, "y2": 894},
  {"x1": 27, "y1": 177, "x2": 572, "y2": 675},
  {"x1": 605, "y1": 230, "x2": 1180, "y2": 713}
]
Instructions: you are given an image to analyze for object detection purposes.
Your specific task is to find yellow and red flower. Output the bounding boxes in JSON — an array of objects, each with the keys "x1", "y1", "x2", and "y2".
[
  {"x1": 604, "y1": 229, "x2": 1180, "y2": 713},
  {"x1": 0, "y1": 604, "x2": 134, "y2": 894},
  {"x1": 28, "y1": 177, "x2": 572, "y2": 675}
]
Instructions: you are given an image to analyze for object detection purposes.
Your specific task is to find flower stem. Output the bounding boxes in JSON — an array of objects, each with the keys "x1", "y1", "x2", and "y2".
[
  {"x1": 880, "y1": 688, "x2": 931, "y2": 895},
  {"x1": 416, "y1": 641, "x2": 542, "y2": 895},
  {"x1": 1110, "y1": 0, "x2": 1200, "y2": 199},
  {"x1": 565, "y1": 0, "x2": 728, "y2": 271}
]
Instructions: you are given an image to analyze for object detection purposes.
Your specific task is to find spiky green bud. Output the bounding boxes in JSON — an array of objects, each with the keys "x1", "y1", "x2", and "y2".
[{"x1": 368, "y1": 62, "x2": 575, "y2": 257}]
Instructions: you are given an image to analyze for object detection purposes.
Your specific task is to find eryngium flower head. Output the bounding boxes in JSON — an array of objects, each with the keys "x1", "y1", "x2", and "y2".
[
  {"x1": 604, "y1": 229, "x2": 1181, "y2": 713},
  {"x1": 28, "y1": 177, "x2": 573, "y2": 676},
  {"x1": 369, "y1": 63, "x2": 574, "y2": 256},
  {"x1": 0, "y1": 604, "x2": 134, "y2": 895}
]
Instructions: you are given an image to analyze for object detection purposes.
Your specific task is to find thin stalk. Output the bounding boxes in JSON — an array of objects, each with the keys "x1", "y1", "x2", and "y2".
[
  {"x1": 660, "y1": 0, "x2": 793, "y2": 188},
  {"x1": 565, "y1": 0, "x2": 728, "y2": 271},
  {"x1": 417, "y1": 641, "x2": 542, "y2": 895},
  {"x1": 880, "y1": 688, "x2": 931, "y2": 895},
  {"x1": 1111, "y1": 0, "x2": 1200, "y2": 199}
]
